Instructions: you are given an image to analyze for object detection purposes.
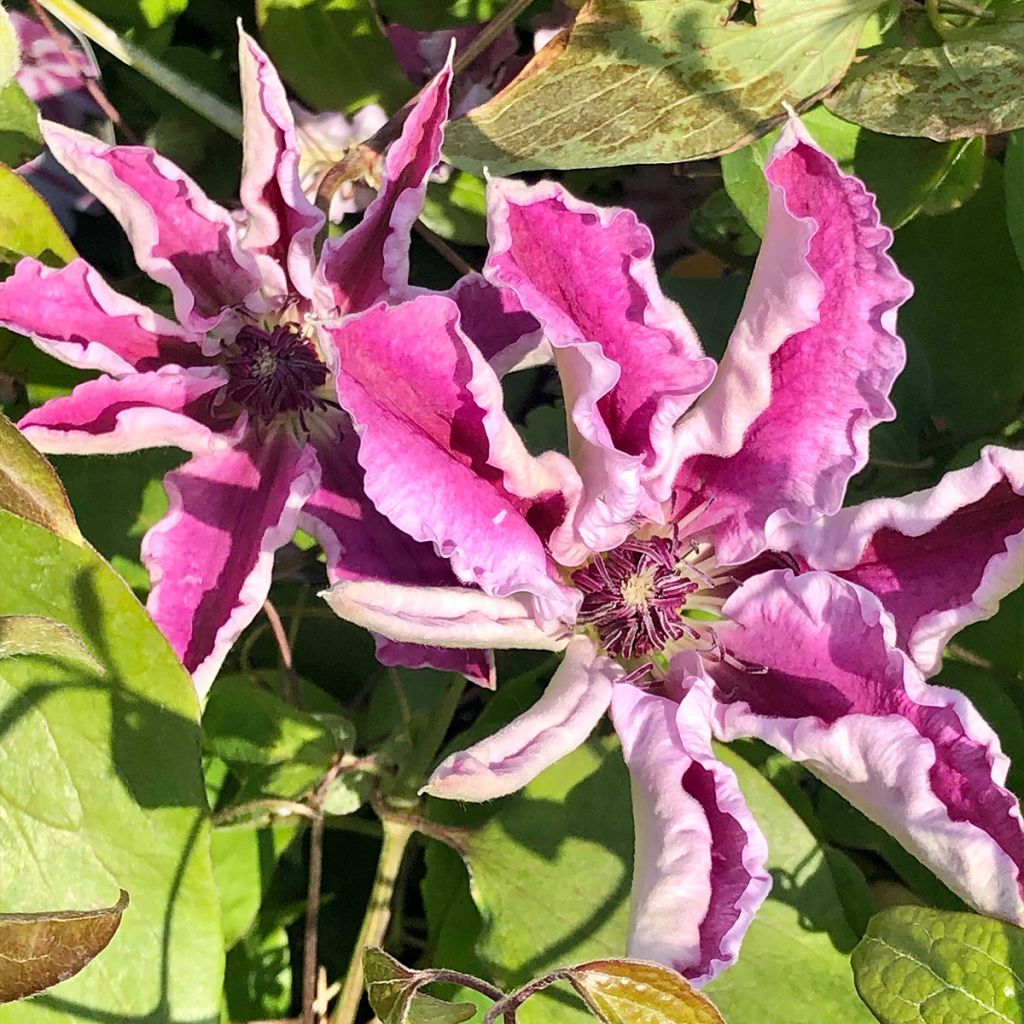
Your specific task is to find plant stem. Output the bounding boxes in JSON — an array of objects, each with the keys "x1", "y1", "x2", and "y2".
[
  {"x1": 36, "y1": 0, "x2": 243, "y2": 139},
  {"x1": 925, "y1": 0, "x2": 953, "y2": 36},
  {"x1": 452, "y1": 0, "x2": 537, "y2": 77},
  {"x1": 263, "y1": 598, "x2": 303, "y2": 709},
  {"x1": 331, "y1": 817, "x2": 415, "y2": 1024}
]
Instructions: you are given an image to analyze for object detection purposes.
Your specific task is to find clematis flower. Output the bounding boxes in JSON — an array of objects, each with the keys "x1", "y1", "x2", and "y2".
[
  {"x1": 2, "y1": 29, "x2": 567, "y2": 697},
  {"x1": 323, "y1": 118, "x2": 1024, "y2": 983}
]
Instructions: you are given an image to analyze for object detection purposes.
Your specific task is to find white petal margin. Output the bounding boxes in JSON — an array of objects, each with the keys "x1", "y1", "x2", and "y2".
[
  {"x1": 423, "y1": 636, "x2": 621, "y2": 801},
  {"x1": 611, "y1": 670, "x2": 770, "y2": 985}
]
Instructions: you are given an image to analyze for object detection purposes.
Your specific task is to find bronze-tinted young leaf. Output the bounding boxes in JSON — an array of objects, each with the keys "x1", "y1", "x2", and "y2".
[
  {"x1": 364, "y1": 948, "x2": 477, "y2": 1024},
  {"x1": 0, "y1": 615, "x2": 103, "y2": 672},
  {"x1": 0, "y1": 411, "x2": 81, "y2": 542},
  {"x1": 443, "y1": 0, "x2": 886, "y2": 173},
  {"x1": 566, "y1": 960, "x2": 725, "y2": 1024},
  {"x1": 826, "y1": 24, "x2": 1024, "y2": 140},
  {"x1": 0, "y1": 890, "x2": 128, "y2": 1003}
]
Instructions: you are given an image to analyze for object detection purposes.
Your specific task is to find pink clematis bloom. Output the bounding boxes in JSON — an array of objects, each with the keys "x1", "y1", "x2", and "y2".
[
  {"x1": 2, "y1": 29, "x2": 570, "y2": 697},
  {"x1": 323, "y1": 118, "x2": 1024, "y2": 983}
]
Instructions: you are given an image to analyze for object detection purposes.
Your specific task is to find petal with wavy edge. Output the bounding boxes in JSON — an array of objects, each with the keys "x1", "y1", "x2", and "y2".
[
  {"x1": 237, "y1": 31, "x2": 323, "y2": 300},
  {"x1": 673, "y1": 118, "x2": 912, "y2": 565},
  {"x1": 143, "y1": 431, "x2": 320, "y2": 697},
  {"x1": 0, "y1": 258, "x2": 211, "y2": 374},
  {"x1": 424, "y1": 636, "x2": 619, "y2": 800},
  {"x1": 485, "y1": 178, "x2": 715, "y2": 559},
  {"x1": 18, "y1": 367, "x2": 235, "y2": 455},
  {"x1": 324, "y1": 295, "x2": 581, "y2": 623},
  {"x1": 314, "y1": 57, "x2": 452, "y2": 314},
  {"x1": 711, "y1": 569, "x2": 1024, "y2": 925},
  {"x1": 444, "y1": 274, "x2": 547, "y2": 377},
  {"x1": 374, "y1": 638, "x2": 495, "y2": 689},
  {"x1": 43, "y1": 122, "x2": 264, "y2": 330},
  {"x1": 611, "y1": 676, "x2": 770, "y2": 985},
  {"x1": 779, "y1": 446, "x2": 1024, "y2": 678},
  {"x1": 319, "y1": 578, "x2": 569, "y2": 652}
]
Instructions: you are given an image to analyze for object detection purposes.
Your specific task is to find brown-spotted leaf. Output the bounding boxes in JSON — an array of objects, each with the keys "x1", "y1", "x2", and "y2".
[
  {"x1": 565, "y1": 960, "x2": 725, "y2": 1024},
  {"x1": 0, "y1": 411, "x2": 81, "y2": 542},
  {"x1": 364, "y1": 948, "x2": 477, "y2": 1024},
  {"x1": 0, "y1": 615, "x2": 103, "y2": 672},
  {"x1": 442, "y1": 0, "x2": 886, "y2": 173},
  {"x1": 826, "y1": 23, "x2": 1024, "y2": 140},
  {"x1": 0, "y1": 890, "x2": 128, "y2": 1003}
]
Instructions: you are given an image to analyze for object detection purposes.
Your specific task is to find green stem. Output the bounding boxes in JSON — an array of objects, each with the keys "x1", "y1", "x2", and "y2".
[
  {"x1": 331, "y1": 818, "x2": 415, "y2": 1024},
  {"x1": 925, "y1": 0, "x2": 953, "y2": 37},
  {"x1": 37, "y1": 0, "x2": 243, "y2": 139}
]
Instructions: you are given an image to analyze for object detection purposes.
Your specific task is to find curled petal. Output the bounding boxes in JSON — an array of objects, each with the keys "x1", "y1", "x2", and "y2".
[
  {"x1": 486, "y1": 178, "x2": 715, "y2": 558},
  {"x1": 143, "y1": 431, "x2": 320, "y2": 697},
  {"x1": 320, "y1": 579, "x2": 569, "y2": 652},
  {"x1": 315, "y1": 57, "x2": 452, "y2": 313},
  {"x1": 18, "y1": 367, "x2": 234, "y2": 455},
  {"x1": 237, "y1": 31, "x2": 323, "y2": 300},
  {"x1": 712, "y1": 569, "x2": 1024, "y2": 925},
  {"x1": 424, "y1": 636, "x2": 619, "y2": 801},
  {"x1": 44, "y1": 122, "x2": 263, "y2": 329},
  {"x1": 0, "y1": 258, "x2": 210, "y2": 374},
  {"x1": 374, "y1": 638, "x2": 495, "y2": 689},
  {"x1": 611, "y1": 676, "x2": 770, "y2": 985},
  {"x1": 673, "y1": 117, "x2": 912, "y2": 565},
  {"x1": 779, "y1": 445, "x2": 1024, "y2": 677},
  {"x1": 324, "y1": 295, "x2": 581, "y2": 623}
]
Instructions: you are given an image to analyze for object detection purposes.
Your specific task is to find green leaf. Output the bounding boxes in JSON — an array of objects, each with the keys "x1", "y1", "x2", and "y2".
[
  {"x1": 223, "y1": 924, "x2": 293, "y2": 1021},
  {"x1": 852, "y1": 906, "x2": 1024, "y2": 1023},
  {"x1": 364, "y1": 948, "x2": 478, "y2": 1024},
  {"x1": 375, "y1": 0, "x2": 513, "y2": 29},
  {"x1": 0, "y1": 164, "x2": 76, "y2": 266},
  {"x1": 202, "y1": 674, "x2": 347, "y2": 768},
  {"x1": 443, "y1": 0, "x2": 886, "y2": 174},
  {"x1": 0, "y1": 615, "x2": 102, "y2": 672},
  {"x1": 0, "y1": 891, "x2": 128, "y2": 1004},
  {"x1": 256, "y1": 0, "x2": 411, "y2": 114},
  {"x1": 421, "y1": 172, "x2": 488, "y2": 246},
  {"x1": 0, "y1": 81, "x2": 43, "y2": 168},
  {"x1": 565, "y1": 960, "x2": 725, "y2": 1024},
  {"x1": 826, "y1": 23, "x2": 1024, "y2": 140},
  {"x1": 1007, "y1": 128, "x2": 1024, "y2": 272},
  {"x1": 0, "y1": 410, "x2": 81, "y2": 542},
  {"x1": 891, "y1": 159, "x2": 1024, "y2": 437},
  {"x1": 0, "y1": 4, "x2": 19, "y2": 91},
  {"x1": 0, "y1": 508, "x2": 223, "y2": 1022}
]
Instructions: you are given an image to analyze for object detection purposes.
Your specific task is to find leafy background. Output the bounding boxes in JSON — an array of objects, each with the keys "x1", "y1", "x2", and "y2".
[{"x1": 2, "y1": 1, "x2": 1024, "y2": 1023}]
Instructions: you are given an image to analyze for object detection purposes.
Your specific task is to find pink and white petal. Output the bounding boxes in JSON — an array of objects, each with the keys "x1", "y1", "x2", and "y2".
[
  {"x1": 314, "y1": 57, "x2": 452, "y2": 314},
  {"x1": 672, "y1": 118, "x2": 913, "y2": 566},
  {"x1": 374, "y1": 638, "x2": 495, "y2": 689},
  {"x1": 324, "y1": 295, "x2": 581, "y2": 623},
  {"x1": 237, "y1": 31, "x2": 323, "y2": 300},
  {"x1": 611, "y1": 676, "x2": 770, "y2": 985},
  {"x1": 320, "y1": 578, "x2": 570, "y2": 652},
  {"x1": 485, "y1": 178, "x2": 716, "y2": 555},
  {"x1": 143, "y1": 431, "x2": 320, "y2": 698},
  {"x1": 424, "y1": 636, "x2": 620, "y2": 801},
  {"x1": 780, "y1": 446, "x2": 1024, "y2": 678},
  {"x1": 43, "y1": 122, "x2": 263, "y2": 330},
  {"x1": 18, "y1": 367, "x2": 235, "y2": 455},
  {"x1": 0, "y1": 258, "x2": 210, "y2": 374},
  {"x1": 444, "y1": 274, "x2": 548, "y2": 377},
  {"x1": 711, "y1": 569, "x2": 1024, "y2": 925}
]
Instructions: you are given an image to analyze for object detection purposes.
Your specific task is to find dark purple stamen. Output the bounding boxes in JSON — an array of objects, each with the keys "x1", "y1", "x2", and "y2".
[
  {"x1": 225, "y1": 323, "x2": 328, "y2": 428},
  {"x1": 572, "y1": 536, "x2": 699, "y2": 660}
]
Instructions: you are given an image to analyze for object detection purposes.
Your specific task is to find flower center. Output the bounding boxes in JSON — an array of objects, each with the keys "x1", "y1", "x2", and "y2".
[{"x1": 224, "y1": 323, "x2": 329, "y2": 428}]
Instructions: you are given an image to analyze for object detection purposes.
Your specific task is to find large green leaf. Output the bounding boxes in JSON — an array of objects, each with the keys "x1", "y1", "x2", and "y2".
[
  {"x1": 0, "y1": 164, "x2": 76, "y2": 267},
  {"x1": 827, "y1": 22, "x2": 1024, "y2": 140},
  {"x1": 256, "y1": 0, "x2": 411, "y2": 114},
  {"x1": 0, "y1": 506, "x2": 223, "y2": 1022},
  {"x1": 426, "y1": 730, "x2": 873, "y2": 1024},
  {"x1": 443, "y1": 0, "x2": 886, "y2": 174},
  {"x1": 0, "y1": 4, "x2": 19, "y2": 91},
  {"x1": 852, "y1": 906, "x2": 1024, "y2": 1023},
  {"x1": 0, "y1": 80, "x2": 43, "y2": 168}
]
